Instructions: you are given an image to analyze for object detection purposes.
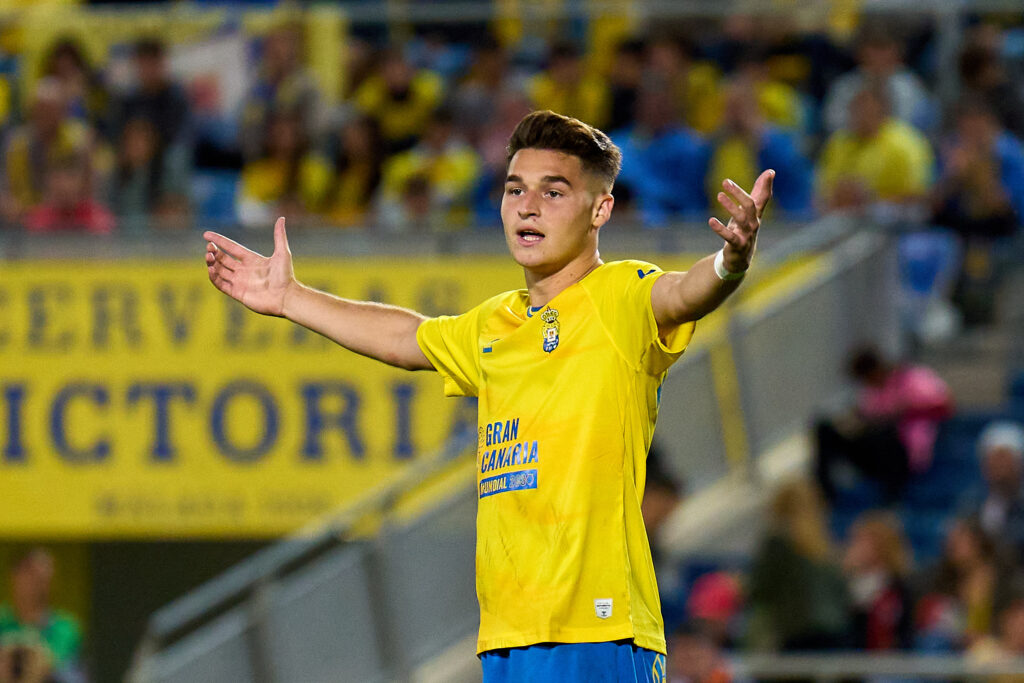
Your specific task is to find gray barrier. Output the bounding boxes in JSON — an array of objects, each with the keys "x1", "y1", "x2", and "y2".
[
  {"x1": 144, "y1": 607, "x2": 257, "y2": 683},
  {"x1": 655, "y1": 347, "x2": 730, "y2": 491}
]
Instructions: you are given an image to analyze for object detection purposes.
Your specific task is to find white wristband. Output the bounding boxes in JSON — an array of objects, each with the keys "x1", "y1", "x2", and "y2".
[{"x1": 714, "y1": 249, "x2": 747, "y2": 281}]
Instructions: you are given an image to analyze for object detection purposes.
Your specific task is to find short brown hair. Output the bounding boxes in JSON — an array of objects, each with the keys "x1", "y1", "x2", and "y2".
[{"x1": 506, "y1": 110, "x2": 622, "y2": 189}]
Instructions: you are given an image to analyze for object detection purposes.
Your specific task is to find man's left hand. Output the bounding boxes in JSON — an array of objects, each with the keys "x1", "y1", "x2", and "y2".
[{"x1": 709, "y1": 170, "x2": 775, "y2": 273}]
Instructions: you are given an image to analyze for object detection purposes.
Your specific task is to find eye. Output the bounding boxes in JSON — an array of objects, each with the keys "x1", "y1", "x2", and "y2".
[
  {"x1": 545, "y1": 190, "x2": 563, "y2": 198},
  {"x1": 506, "y1": 187, "x2": 523, "y2": 196}
]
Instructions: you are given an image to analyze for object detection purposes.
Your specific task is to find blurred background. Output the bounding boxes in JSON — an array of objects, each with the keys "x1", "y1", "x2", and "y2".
[{"x1": 0, "y1": 0, "x2": 1023, "y2": 681}]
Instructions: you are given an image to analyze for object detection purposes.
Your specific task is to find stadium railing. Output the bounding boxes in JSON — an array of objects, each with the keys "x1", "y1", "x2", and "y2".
[
  {"x1": 733, "y1": 652, "x2": 1024, "y2": 680},
  {"x1": 124, "y1": 214, "x2": 907, "y2": 683}
]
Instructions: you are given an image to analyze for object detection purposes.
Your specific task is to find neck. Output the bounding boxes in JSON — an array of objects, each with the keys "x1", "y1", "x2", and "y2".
[{"x1": 524, "y1": 249, "x2": 602, "y2": 308}]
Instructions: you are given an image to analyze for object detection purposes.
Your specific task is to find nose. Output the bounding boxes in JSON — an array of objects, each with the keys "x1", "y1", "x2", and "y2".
[{"x1": 517, "y1": 191, "x2": 540, "y2": 220}]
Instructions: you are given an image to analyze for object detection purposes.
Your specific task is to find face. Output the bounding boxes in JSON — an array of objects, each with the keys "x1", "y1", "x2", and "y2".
[
  {"x1": 957, "y1": 111, "x2": 998, "y2": 149},
  {"x1": 859, "y1": 42, "x2": 900, "y2": 74},
  {"x1": 851, "y1": 90, "x2": 886, "y2": 138},
  {"x1": 12, "y1": 554, "x2": 54, "y2": 611},
  {"x1": 984, "y1": 447, "x2": 1022, "y2": 493},
  {"x1": 1002, "y1": 602, "x2": 1024, "y2": 651},
  {"x1": 136, "y1": 53, "x2": 165, "y2": 89},
  {"x1": 268, "y1": 116, "x2": 301, "y2": 156},
  {"x1": 668, "y1": 633, "x2": 716, "y2": 679},
  {"x1": 844, "y1": 525, "x2": 881, "y2": 573},
  {"x1": 123, "y1": 120, "x2": 157, "y2": 165},
  {"x1": 48, "y1": 166, "x2": 85, "y2": 207},
  {"x1": 31, "y1": 94, "x2": 64, "y2": 134},
  {"x1": 946, "y1": 522, "x2": 982, "y2": 567},
  {"x1": 501, "y1": 148, "x2": 612, "y2": 278},
  {"x1": 341, "y1": 120, "x2": 372, "y2": 156}
]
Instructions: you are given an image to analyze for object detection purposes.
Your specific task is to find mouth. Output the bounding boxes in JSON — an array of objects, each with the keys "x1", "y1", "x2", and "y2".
[{"x1": 516, "y1": 227, "x2": 545, "y2": 245}]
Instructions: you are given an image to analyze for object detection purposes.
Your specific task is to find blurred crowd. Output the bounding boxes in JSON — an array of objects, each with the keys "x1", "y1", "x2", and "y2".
[
  {"x1": 0, "y1": 13, "x2": 1021, "y2": 240},
  {"x1": 0, "y1": 11, "x2": 1019, "y2": 339},
  {"x1": 647, "y1": 347, "x2": 1024, "y2": 682}
]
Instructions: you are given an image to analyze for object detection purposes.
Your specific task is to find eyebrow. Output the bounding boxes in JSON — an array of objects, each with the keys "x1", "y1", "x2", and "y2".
[{"x1": 505, "y1": 174, "x2": 574, "y2": 188}]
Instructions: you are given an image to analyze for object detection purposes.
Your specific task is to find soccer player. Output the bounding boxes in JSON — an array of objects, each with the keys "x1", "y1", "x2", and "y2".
[{"x1": 204, "y1": 110, "x2": 773, "y2": 681}]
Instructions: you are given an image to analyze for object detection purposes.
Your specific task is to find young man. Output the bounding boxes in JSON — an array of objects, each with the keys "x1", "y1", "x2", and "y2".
[{"x1": 204, "y1": 110, "x2": 773, "y2": 681}]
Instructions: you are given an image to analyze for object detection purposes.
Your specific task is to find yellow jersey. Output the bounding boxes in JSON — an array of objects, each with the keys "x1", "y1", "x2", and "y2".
[
  {"x1": 818, "y1": 118, "x2": 934, "y2": 202},
  {"x1": 416, "y1": 259, "x2": 695, "y2": 655}
]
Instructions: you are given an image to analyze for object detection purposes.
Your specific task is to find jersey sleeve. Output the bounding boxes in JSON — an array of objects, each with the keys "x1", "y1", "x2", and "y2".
[
  {"x1": 592, "y1": 260, "x2": 695, "y2": 376},
  {"x1": 416, "y1": 304, "x2": 485, "y2": 397}
]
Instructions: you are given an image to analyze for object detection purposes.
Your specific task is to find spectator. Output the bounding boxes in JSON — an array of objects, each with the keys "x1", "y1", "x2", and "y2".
[
  {"x1": 815, "y1": 347, "x2": 952, "y2": 504},
  {"x1": 611, "y1": 78, "x2": 710, "y2": 227},
  {"x1": 0, "y1": 548, "x2": 83, "y2": 682},
  {"x1": 969, "y1": 589, "x2": 1024, "y2": 677},
  {"x1": 706, "y1": 78, "x2": 813, "y2": 218},
  {"x1": 25, "y1": 155, "x2": 115, "y2": 235},
  {"x1": 527, "y1": 42, "x2": 609, "y2": 129},
  {"x1": 747, "y1": 480, "x2": 851, "y2": 652},
  {"x1": 822, "y1": 24, "x2": 934, "y2": 134},
  {"x1": 0, "y1": 78, "x2": 100, "y2": 226},
  {"x1": 237, "y1": 108, "x2": 332, "y2": 228},
  {"x1": 818, "y1": 84, "x2": 934, "y2": 215},
  {"x1": 240, "y1": 21, "x2": 322, "y2": 162},
  {"x1": 930, "y1": 102, "x2": 1024, "y2": 326},
  {"x1": 959, "y1": 422, "x2": 1024, "y2": 556},
  {"x1": 40, "y1": 37, "x2": 109, "y2": 135},
  {"x1": 323, "y1": 115, "x2": 383, "y2": 228},
  {"x1": 641, "y1": 443, "x2": 683, "y2": 541},
  {"x1": 732, "y1": 46, "x2": 805, "y2": 133},
  {"x1": 110, "y1": 117, "x2": 191, "y2": 232},
  {"x1": 450, "y1": 36, "x2": 513, "y2": 148},
  {"x1": 353, "y1": 47, "x2": 443, "y2": 154},
  {"x1": 667, "y1": 620, "x2": 732, "y2": 683},
  {"x1": 932, "y1": 103, "x2": 1024, "y2": 241},
  {"x1": 842, "y1": 511, "x2": 914, "y2": 650},
  {"x1": 110, "y1": 38, "x2": 191, "y2": 150},
  {"x1": 471, "y1": 88, "x2": 533, "y2": 222},
  {"x1": 646, "y1": 35, "x2": 723, "y2": 136},
  {"x1": 607, "y1": 39, "x2": 646, "y2": 133},
  {"x1": 685, "y1": 572, "x2": 741, "y2": 649},
  {"x1": 958, "y1": 40, "x2": 1024, "y2": 139},
  {"x1": 377, "y1": 109, "x2": 480, "y2": 231},
  {"x1": 922, "y1": 518, "x2": 1007, "y2": 645}
]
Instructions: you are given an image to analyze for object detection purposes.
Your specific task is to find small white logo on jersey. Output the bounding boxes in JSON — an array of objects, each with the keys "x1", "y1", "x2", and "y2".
[{"x1": 594, "y1": 598, "x2": 613, "y2": 619}]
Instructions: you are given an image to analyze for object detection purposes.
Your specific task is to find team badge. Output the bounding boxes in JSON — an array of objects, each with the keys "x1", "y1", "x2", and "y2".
[{"x1": 540, "y1": 308, "x2": 559, "y2": 353}]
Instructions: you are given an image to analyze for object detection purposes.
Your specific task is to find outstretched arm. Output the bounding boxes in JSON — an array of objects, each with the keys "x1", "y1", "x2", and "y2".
[
  {"x1": 651, "y1": 170, "x2": 774, "y2": 331},
  {"x1": 204, "y1": 217, "x2": 433, "y2": 370}
]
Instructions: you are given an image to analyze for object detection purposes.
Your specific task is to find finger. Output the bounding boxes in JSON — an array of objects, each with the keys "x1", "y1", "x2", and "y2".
[
  {"x1": 205, "y1": 248, "x2": 238, "y2": 275},
  {"x1": 716, "y1": 191, "x2": 745, "y2": 227},
  {"x1": 709, "y1": 217, "x2": 741, "y2": 246},
  {"x1": 202, "y1": 231, "x2": 259, "y2": 262},
  {"x1": 751, "y1": 169, "x2": 775, "y2": 214},
  {"x1": 208, "y1": 267, "x2": 234, "y2": 295},
  {"x1": 722, "y1": 178, "x2": 756, "y2": 215},
  {"x1": 273, "y1": 216, "x2": 291, "y2": 256}
]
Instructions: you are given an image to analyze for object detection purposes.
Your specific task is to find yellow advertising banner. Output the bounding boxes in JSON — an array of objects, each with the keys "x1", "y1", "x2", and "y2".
[{"x1": 1, "y1": 254, "x2": 698, "y2": 538}]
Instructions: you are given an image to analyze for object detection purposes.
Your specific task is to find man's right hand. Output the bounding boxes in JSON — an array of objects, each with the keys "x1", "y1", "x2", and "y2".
[
  {"x1": 204, "y1": 217, "x2": 296, "y2": 317},
  {"x1": 203, "y1": 216, "x2": 433, "y2": 371}
]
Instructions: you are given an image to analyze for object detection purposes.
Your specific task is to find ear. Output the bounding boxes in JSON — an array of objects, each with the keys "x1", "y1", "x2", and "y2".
[{"x1": 592, "y1": 192, "x2": 614, "y2": 230}]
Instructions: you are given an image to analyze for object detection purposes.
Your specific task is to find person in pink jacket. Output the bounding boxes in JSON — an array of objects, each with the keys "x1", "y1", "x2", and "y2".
[{"x1": 815, "y1": 347, "x2": 954, "y2": 504}]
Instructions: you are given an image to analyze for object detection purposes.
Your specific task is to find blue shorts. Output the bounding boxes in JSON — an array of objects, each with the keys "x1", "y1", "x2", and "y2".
[{"x1": 479, "y1": 640, "x2": 667, "y2": 682}]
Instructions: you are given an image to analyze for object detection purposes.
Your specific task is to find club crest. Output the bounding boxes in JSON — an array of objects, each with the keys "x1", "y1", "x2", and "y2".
[{"x1": 540, "y1": 308, "x2": 559, "y2": 353}]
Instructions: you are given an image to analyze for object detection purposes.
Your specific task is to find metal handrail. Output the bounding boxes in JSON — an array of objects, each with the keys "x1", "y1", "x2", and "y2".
[
  {"x1": 141, "y1": 424, "x2": 476, "y2": 648},
  {"x1": 734, "y1": 652, "x2": 1024, "y2": 680}
]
